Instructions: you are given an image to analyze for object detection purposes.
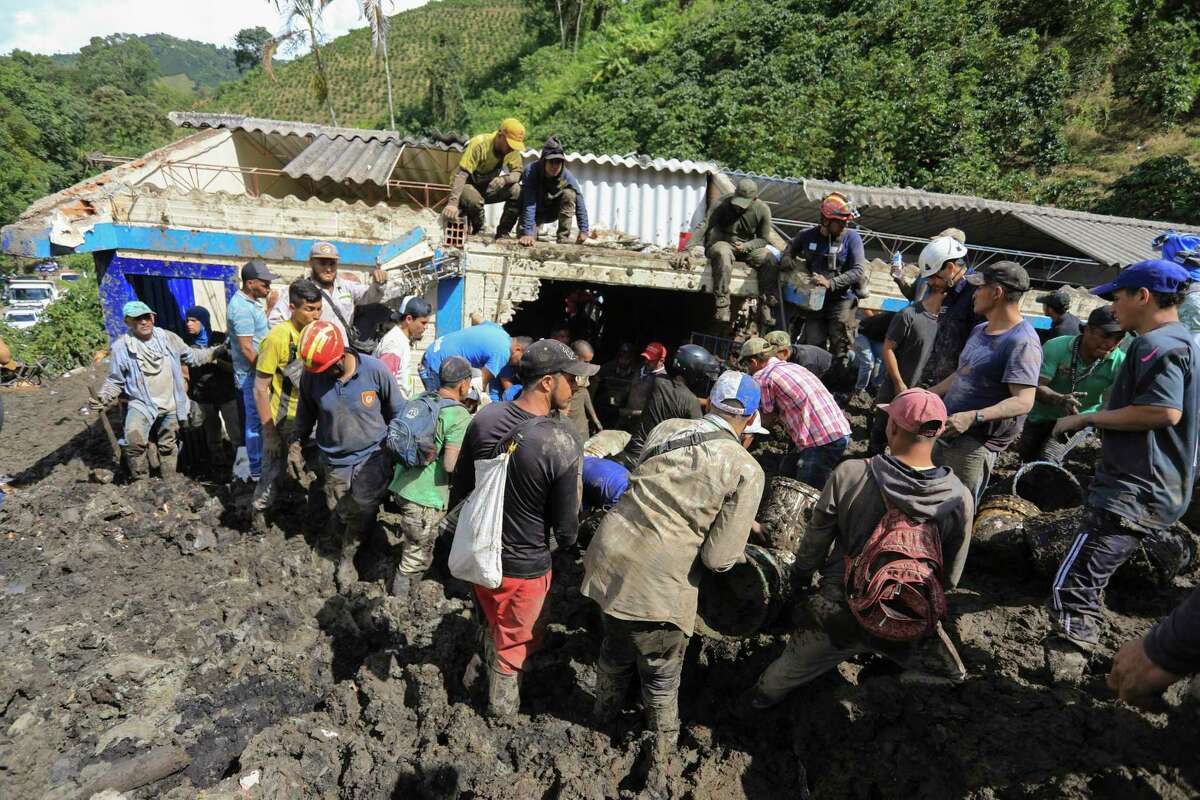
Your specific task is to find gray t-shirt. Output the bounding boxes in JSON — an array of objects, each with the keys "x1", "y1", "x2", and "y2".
[
  {"x1": 943, "y1": 320, "x2": 1043, "y2": 452},
  {"x1": 1089, "y1": 321, "x2": 1200, "y2": 529},
  {"x1": 877, "y1": 303, "x2": 939, "y2": 403}
]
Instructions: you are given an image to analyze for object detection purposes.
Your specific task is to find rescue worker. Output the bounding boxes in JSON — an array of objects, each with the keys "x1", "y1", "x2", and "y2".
[
  {"x1": 292, "y1": 320, "x2": 404, "y2": 592},
  {"x1": 740, "y1": 389, "x2": 973, "y2": 711},
  {"x1": 229, "y1": 259, "x2": 278, "y2": 480},
  {"x1": 1108, "y1": 584, "x2": 1200, "y2": 707},
  {"x1": 582, "y1": 371, "x2": 765, "y2": 789},
  {"x1": 782, "y1": 192, "x2": 866, "y2": 367},
  {"x1": 268, "y1": 241, "x2": 390, "y2": 348},
  {"x1": 511, "y1": 136, "x2": 590, "y2": 246},
  {"x1": 564, "y1": 340, "x2": 602, "y2": 440},
  {"x1": 420, "y1": 321, "x2": 524, "y2": 401},
  {"x1": 616, "y1": 343, "x2": 721, "y2": 468},
  {"x1": 95, "y1": 300, "x2": 224, "y2": 481},
  {"x1": 1045, "y1": 260, "x2": 1200, "y2": 682},
  {"x1": 621, "y1": 342, "x2": 668, "y2": 426},
  {"x1": 917, "y1": 235, "x2": 981, "y2": 388},
  {"x1": 765, "y1": 329, "x2": 832, "y2": 378},
  {"x1": 441, "y1": 118, "x2": 527, "y2": 235},
  {"x1": 704, "y1": 178, "x2": 779, "y2": 324},
  {"x1": 592, "y1": 342, "x2": 638, "y2": 429}
]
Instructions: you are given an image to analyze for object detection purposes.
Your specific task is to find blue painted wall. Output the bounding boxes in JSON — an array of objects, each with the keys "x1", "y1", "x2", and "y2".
[{"x1": 100, "y1": 254, "x2": 238, "y2": 340}]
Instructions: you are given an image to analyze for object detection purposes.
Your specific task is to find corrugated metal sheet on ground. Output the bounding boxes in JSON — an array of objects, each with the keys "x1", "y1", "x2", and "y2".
[{"x1": 283, "y1": 135, "x2": 404, "y2": 186}]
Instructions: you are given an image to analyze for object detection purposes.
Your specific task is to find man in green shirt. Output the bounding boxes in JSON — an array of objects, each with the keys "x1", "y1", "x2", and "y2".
[
  {"x1": 1015, "y1": 305, "x2": 1126, "y2": 461},
  {"x1": 704, "y1": 178, "x2": 779, "y2": 325},
  {"x1": 384, "y1": 356, "x2": 474, "y2": 597},
  {"x1": 442, "y1": 118, "x2": 527, "y2": 236}
]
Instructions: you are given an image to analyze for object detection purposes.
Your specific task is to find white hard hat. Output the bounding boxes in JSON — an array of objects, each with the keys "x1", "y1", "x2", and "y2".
[{"x1": 918, "y1": 236, "x2": 968, "y2": 278}]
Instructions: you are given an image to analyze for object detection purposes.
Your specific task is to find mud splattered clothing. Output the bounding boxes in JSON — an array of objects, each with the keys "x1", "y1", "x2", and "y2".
[
  {"x1": 704, "y1": 195, "x2": 777, "y2": 311},
  {"x1": 293, "y1": 354, "x2": 402, "y2": 468},
  {"x1": 475, "y1": 572, "x2": 552, "y2": 674},
  {"x1": 619, "y1": 374, "x2": 701, "y2": 467}
]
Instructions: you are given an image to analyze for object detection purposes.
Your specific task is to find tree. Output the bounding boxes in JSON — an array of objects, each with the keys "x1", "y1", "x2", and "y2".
[
  {"x1": 268, "y1": 0, "x2": 339, "y2": 126},
  {"x1": 75, "y1": 35, "x2": 159, "y2": 96},
  {"x1": 360, "y1": 0, "x2": 396, "y2": 129},
  {"x1": 234, "y1": 27, "x2": 274, "y2": 74}
]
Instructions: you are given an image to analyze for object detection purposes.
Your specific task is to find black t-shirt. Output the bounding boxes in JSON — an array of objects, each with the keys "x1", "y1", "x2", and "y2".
[
  {"x1": 1089, "y1": 322, "x2": 1200, "y2": 528},
  {"x1": 789, "y1": 345, "x2": 833, "y2": 378},
  {"x1": 859, "y1": 311, "x2": 895, "y2": 342},
  {"x1": 877, "y1": 304, "x2": 939, "y2": 403},
  {"x1": 623, "y1": 375, "x2": 702, "y2": 463},
  {"x1": 1041, "y1": 312, "x2": 1082, "y2": 344}
]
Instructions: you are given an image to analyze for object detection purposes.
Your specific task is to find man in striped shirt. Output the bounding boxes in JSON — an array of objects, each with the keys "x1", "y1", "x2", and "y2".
[{"x1": 741, "y1": 337, "x2": 851, "y2": 489}]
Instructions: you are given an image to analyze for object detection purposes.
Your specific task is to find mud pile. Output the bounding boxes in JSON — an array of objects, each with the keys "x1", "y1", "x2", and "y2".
[{"x1": 1, "y1": 372, "x2": 1198, "y2": 799}]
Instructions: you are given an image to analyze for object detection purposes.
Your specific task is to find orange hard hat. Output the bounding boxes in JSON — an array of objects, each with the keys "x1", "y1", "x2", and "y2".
[
  {"x1": 820, "y1": 192, "x2": 860, "y2": 222},
  {"x1": 298, "y1": 320, "x2": 345, "y2": 373}
]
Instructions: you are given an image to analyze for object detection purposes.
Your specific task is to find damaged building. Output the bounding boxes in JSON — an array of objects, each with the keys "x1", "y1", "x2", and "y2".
[{"x1": 3, "y1": 112, "x2": 1199, "y2": 363}]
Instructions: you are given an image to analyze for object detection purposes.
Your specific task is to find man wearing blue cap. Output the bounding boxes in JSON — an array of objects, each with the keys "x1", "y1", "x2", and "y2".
[
  {"x1": 95, "y1": 300, "x2": 225, "y2": 481},
  {"x1": 1045, "y1": 259, "x2": 1200, "y2": 682},
  {"x1": 581, "y1": 370, "x2": 765, "y2": 789}
]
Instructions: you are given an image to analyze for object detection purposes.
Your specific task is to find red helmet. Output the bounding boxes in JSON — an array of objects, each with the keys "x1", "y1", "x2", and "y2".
[
  {"x1": 820, "y1": 192, "x2": 859, "y2": 223},
  {"x1": 298, "y1": 320, "x2": 345, "y2": 373}
]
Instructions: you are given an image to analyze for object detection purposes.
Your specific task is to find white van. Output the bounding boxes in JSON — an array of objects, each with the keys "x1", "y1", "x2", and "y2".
[
  {"x1": 5, "y1": 279, "x2": 59, "y2": 311},
  {"x1": 3, "y1": 307, "x2": 41, "y2": 329}
]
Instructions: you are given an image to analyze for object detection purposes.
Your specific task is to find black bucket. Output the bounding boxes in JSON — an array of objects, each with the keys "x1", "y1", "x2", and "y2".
[
  {"x1": 756, "y1": 476, "x2": 822, "y2": 554},
  {"x1": 697, "y1": 544, "x2": 795, "y2": 638},
  {"x1": 972, "y1": 494, "x2": 1041, "y2": 572},
  {"x1": 1012, "y1": 461, "x2": 1083, "y2": 511}
]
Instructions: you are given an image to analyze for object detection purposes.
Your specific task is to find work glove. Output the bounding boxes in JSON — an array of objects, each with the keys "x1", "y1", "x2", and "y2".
[
  {"x1": 286, "y1": 440, "x2": 307, "y2": 482},
  {"x1": 262, "y1": 427, "x2": 284, "y2": 459},
  {"x1": 486, "y1": 176, "x2": 507, "y2": 195}
]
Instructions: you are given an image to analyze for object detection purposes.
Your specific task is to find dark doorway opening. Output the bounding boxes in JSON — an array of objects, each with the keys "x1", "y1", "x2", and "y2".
[{"x1": 505, "y1": 280, "x2": 715, "y2": 361}]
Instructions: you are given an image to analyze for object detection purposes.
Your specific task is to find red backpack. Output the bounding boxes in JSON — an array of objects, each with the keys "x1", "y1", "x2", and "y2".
[{"x1": 844, "y1": 490, "x2": 947, "y2": 642}]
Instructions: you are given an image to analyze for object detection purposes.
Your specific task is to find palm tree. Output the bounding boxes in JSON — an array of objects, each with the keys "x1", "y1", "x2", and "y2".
[
  {"x1": 361, "y1": 0, "x2": 396, "y2": 130},
  {"x1": 264, "y1": 0, "x2": 339, "y2": 126}
]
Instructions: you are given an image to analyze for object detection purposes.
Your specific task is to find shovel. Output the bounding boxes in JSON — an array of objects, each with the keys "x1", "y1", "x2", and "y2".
[{"x1": 88, "y1": 386, "x2": 122, "y2": 465}]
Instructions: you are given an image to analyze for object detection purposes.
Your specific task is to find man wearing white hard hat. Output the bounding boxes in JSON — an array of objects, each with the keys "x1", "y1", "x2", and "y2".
[{"x1": 916, "y1": 235, "x2": 983, "y2": 388}]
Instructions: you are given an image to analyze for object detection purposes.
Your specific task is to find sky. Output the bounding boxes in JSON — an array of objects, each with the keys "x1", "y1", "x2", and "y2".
[{"x1": 0, "y1": 0, "x2": 431, "y2": 57}]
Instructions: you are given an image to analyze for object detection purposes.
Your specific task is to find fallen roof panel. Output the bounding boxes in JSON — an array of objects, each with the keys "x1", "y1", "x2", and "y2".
[{"x1": 283, "y1": 135, "x2": 405, "y2": 186}]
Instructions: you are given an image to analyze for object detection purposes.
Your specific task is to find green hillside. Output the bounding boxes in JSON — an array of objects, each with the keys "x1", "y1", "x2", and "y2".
[
  {"x1": 52, "y1": 33, "x2": 238, "y2": 91},
  {"x1": 210, "y1": 0, "x2": 538, "y2": 129}
]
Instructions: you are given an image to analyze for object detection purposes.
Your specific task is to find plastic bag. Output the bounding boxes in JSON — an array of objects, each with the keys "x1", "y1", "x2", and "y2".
[{"x1": 448, "y1": 448, "x2": 510, "y2": 588}]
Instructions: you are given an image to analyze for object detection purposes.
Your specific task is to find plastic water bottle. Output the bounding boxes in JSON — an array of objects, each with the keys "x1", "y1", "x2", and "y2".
[{"x1": 890, "y1": 251, "x2": 904, "y2": 277}]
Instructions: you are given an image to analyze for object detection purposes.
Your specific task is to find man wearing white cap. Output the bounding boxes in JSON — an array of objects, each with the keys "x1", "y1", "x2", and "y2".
[
  {"x1": 268, "y1": 241, "x2": 390, "y2": 347},
  {"x1": 582, "y1": 370, "x2": 765, "y2": 789}
]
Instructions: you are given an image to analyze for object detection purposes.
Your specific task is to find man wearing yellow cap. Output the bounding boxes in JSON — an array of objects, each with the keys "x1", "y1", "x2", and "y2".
[{"x1": 443, "y1": 118, "x2": 526, "y2": 235}]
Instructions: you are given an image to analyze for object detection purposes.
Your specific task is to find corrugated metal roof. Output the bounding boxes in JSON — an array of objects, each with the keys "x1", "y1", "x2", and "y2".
[
  {"x1": 168, "y1": 111, "x2": 466, "y2": 151},
  {"x1": 283, "y1": 134, "x2": 404, "y2": 186},
  {"x1": 734, "y1": 172, "x2": 1200, "y2": 267},
  {"x1": 520, "y1": 149, "x2": 718, "y2": 175}
]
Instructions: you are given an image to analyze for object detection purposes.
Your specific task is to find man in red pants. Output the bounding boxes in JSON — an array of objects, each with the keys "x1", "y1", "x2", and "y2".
[{"x1": 451, "y1": 339, "x2": 597, "y2": 716}]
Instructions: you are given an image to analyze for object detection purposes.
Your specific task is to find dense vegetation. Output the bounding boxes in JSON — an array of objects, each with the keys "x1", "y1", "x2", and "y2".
[
  {"x1": 51, "y1": 33, "x2": 241, "y2": 91},
  {"x1": 0, "y1": 276, "x2": 108, "y2": 373}
]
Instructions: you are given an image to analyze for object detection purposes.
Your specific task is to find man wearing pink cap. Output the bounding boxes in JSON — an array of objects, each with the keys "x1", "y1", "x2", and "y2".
[{"x1": 740, "y1": 389, "x2": 974, "y2": 711}]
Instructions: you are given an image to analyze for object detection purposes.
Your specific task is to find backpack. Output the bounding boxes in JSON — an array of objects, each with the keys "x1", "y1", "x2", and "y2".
[
  {"x1": 844, "y1": 466, "x2": 947, "y2": 642},
  {"x1": 386, "y1": 393, "x2": 462, "y2": 468}
]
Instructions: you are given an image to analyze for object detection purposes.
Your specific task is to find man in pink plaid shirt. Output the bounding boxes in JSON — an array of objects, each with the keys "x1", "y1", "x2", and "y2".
[{"x1": 741, "y1": 337, "x2": 851, "y2": 489}]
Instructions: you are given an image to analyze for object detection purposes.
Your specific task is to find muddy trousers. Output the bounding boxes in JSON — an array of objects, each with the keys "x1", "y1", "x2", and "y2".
[
  {"x1": 933, "y1": 434, "x2": 996, "y2": 507},
  {"x1": 706, "y1": 242, "x2": 780, "y2": 312},
  {"x1": 781, "y1": 436, "x2": 849, "y2": 491},
  {"x1": 800, "y1": 298, "x2": 857, "y2": 364},
  {"x1": 473, "y1": 572, "x2": 552, "y2": 674},
  {"x1": 750, "y1": 594, "x2": 966, "y2": 708},
  {"x1": 385, "y1": 500, "x2": 445, "y2": 575},
  {"x1": 321, "y1": 448, "x2": 392, "y2": 535},
  {"x1": 1049, "y1": 507, "x2": 1147, "y2": 649},
  {"x1": 199, "y1": 399, "x2": 242, "y2": 458},
  {"x1": 459, "y1": 181, "x2": 522, "y2": 234},
  {"x1": 251, "y1": 421, "x2": 319, "y2": 513},
  {"x1": 123, "y1": 407, "x2": 180, "y2": 479},
  {"x1": 501, "y1": 188, "x2": 579, "y2": 242},
  {"x1": 596, "y1": 615, "x2": 687, "y2": 731}
]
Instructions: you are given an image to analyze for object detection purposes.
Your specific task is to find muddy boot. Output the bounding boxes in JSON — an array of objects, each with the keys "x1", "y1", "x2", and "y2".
[
  {"x1": 486, "y1": 667, "x2": 520, "y2": 719},
  {"x1": 641, "y1": 699, "x2": 679, "y2": 797},
  {"x1": 592, "y1": 668, "x2": 631, "y2": 724},
  {"x1": 714, "y1": 297, "x2": 731, "y2": 323},
  {"x1": 758, "y1": 294, "x2": 777, "y2": 328},
  {"x1": 495, "y1": 201, "x2": 520, "y2": 240},
  {"x1": 125, "y1": 448, "x2": 151, "y2": 483},
  {"x1": 159, "y1": 453, "x2": 180, "y2": 482},
  {"x1": 1044, "y1": 636, "x2": 1090, "y2": 685},
  {"x1": 334, "y1": 524, "x2": 362, "y2": 593}
]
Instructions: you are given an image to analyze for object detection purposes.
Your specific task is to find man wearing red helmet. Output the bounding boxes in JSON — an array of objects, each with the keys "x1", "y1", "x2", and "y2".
[
  {"x1": 782, "y1": 192, "x2": 868, "y2": 368},
  {"x1": 293, "y1": 320, "x2": 404, "y2": 591}
]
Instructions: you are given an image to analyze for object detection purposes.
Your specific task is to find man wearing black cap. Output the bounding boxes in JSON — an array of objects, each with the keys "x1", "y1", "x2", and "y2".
[
  {"x1": 505, "y1": 136, "x2": 590, "y2": 245},
  {"x1": 1015, "y1": 305, "x2": 1126, "y2": 462},
  {"x1": 1036, "y1": 289, "x2": 1082, "y2": 344},
  {"x1": 929, "y1": 261, "x2": 1042, "y2": 506},
  {"x1": 451, "y1": 339, "x2": 598, "y2": 718},
  {"x1": 228, "y1": 258, "x2": 280, "y2": 480},
  {"x1": 1045, "y1": 259, "x2": 1200, "y2": 680},
  {"x1": 703, "y1": 177, "x2": 779, "y2": 324}
]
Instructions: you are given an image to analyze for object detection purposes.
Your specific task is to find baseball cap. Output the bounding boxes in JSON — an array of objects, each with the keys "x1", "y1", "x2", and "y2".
[
  {"x1": 499, "y1": 118, "x2": 526, "y2": 151},
  {"x1": 965, "y1": 260, "x2": 1030, "y2": 292},
  {"x1": 310, "y1": 241, "x2": 340, "y2": 261},
  {"x1": 465, "y1": 387, "x2": 481, "y2": 403},
  {"x1": 764, "y1": 330, "x2": 791, "y2": 353},
  {"x1": 1090, "y1": 259, "x2": 1191, "y2": 299},
  {"x1": 641, "y1": 342, "x2": 667, "y2": 362},
  {"x1": 242, "y1": 258, "x2": 280, "y2": 282},
  {"x1": 877, "y1": 388, "x2": 947, "y2": 438},
  {"x1": 1086, "y1": 305, "x2": 1122, "y2": 334},
  {"x1": 541, "y1": 136, "x2": 566, "y2": 161},
  {"x1": 739, "y1": 337, "x2": 774, "y2": 360},
  {"x1": 744, "y1": 411, "x2": 769, "y2": 435},
  {"x1": 731, "y1": 178, "x2": 759, "y2": 209},
  {"x1": 122, "y1": 300, "x2": 154, "y2": 318},
  {"x1": 1036, "y1": 290, "x2": 1070, "y2": 313},
  {"x1": 439, "y1": 355, "x2": 473, "y2": 385},
  {"x1": 520, "y1": 339, "x2": 600, "y2": 380},
  {"x1": 709, "y1": 370, "x2": 761, "y2": 418}
]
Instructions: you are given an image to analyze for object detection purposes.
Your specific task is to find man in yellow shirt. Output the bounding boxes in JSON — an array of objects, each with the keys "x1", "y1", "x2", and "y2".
[
  {"x1": 251, "y1": 279, "x2": 323, "y2": 530},
  {"x1": 442, "y1": 118, "x2": 526, "y2": 236}
]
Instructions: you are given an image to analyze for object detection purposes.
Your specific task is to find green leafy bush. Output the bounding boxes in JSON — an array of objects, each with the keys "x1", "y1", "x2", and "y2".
[{"x1": 1092, "y1": 155, "x2": 1200, "y2": 223}]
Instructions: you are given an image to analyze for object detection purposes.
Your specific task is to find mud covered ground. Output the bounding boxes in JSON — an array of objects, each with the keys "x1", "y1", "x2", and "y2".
[{"x1": 1, "y1": 375, "x2": 1198, "y2": 799}]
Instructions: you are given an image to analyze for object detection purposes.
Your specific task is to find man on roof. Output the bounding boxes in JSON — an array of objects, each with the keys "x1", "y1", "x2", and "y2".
[
  {"x1": 268, "y1": 241, "x2": 389, "y2": 348},
  {"x1": 442, "y1": 118, "x2": 527, "y2": 235},
  {"x1": 507, "y1": 136, "x2": 589, "y2": 246},
  {"x1": 704, "y1": 178, "x2": 779, "y2": 325}
]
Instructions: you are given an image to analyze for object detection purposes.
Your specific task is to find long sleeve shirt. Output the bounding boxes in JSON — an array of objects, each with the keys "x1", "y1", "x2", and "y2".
[
  {"x1": 1145, "y1": 586, "x2": 1200, "y2": 677},
  {"x1": 292, "y1": 354, "x2": 402, "y2": 467},
  {"x1": 268, "y1": 276, "x2": 386, "y2": 342},
  {"x1": 703, "y1": 196, "x2": 773, "y2": 253},
  {"x1": 783, "y1": 227, "x2": 867, "y2": 300},
  {"x1": 100, "y1": 328, "x2": 217, "y2": 423},
  {"x1": 520, "y1": 161, "x2": 589, "y2": 236}
]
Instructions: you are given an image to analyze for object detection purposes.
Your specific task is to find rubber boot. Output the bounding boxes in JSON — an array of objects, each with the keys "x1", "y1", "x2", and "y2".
[
  {"x1": 759, "y1": 294, "x2": 777, "y2": 328},
  {"x1": 159, "y1": 453, "x2": 180, "y2": 482},
  {"x1": 642, "y1": 697, "x2": 680, "y2": 796},
  {"x1": 487, "y1": 667, "x2": 520, "y2": 719},
  {"x1": 592, "y1": 667, "x2": 631, "y2": 724},
  {"x1": 334, "y1": 520, "x2": 362, "y2": 593},
  {"x1": 125, "y1": 448, "x2": 151, "y2": 483}
]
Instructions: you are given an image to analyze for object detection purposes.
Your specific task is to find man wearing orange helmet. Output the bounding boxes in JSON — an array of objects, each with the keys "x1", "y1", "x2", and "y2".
[
  {"x1": 782, "y1": 192, "x2": 868, "y2": 368},
  {"x1": 703, "y1": 178, "x2": 779, "y2": 325},
  {"x1": 293, "y1": 320, "x2": 405, "y2": 591},
  {"x1": 443, "y1": 118, "x2": 527, "y2": 235}
]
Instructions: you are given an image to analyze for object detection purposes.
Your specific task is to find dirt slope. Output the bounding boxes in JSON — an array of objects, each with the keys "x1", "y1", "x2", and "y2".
[{"x1": 0, "y1": 376, "x2": 1197, "y2": 799}]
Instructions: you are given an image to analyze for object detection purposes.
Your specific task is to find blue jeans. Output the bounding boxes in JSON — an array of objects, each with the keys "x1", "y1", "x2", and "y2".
[
  {"x1": 240, "y1": 374, "x2": 262, "y2": 479},
  {"x1": 853, "y1": 335, "x2": 884, "y2": 393},
  {"x1": 783, "y1": 435, "x2": 849, "y2": 490}
]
